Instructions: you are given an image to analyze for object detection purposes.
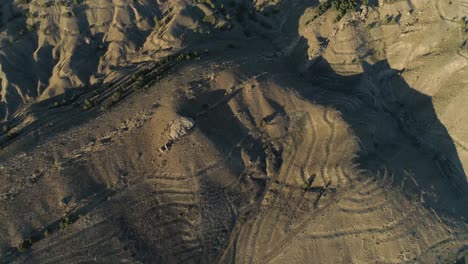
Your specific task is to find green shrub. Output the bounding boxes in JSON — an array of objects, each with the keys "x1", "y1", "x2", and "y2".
[
  {"x1": 63, "y1": 11, "x2": 75, "y2": 18},
  {"x1": 111, "y1": 90, "x2": 122, "y2": 102},
  {"x1": 60, "y1": 217, "x2": 71, "y2": 229},
  {"x1": 17, "y1": 238, "x2": 33, "y2": 253},
  {"x1": 26, "y1": 24, "x2": 35, "y2": 32},
  {"x1": 313, "y1": 0, "x2": 369, "y2": 22},
  {"x1": 153, "y1": 15, "x2": 160, "y2": 30},
  {"x1": 333, "y1": 0, "x2": 358, "y2": 21},
  {"x1": 316, "y1": 1, "x2": 332, "y2": 16},
  {"x1": 203, "y1": 14, "x2": 216, "y2": 25},
  {"x1": 26, "y1": 12, "x2": 38, "y2": 18},
  {"x1": 83, "y1": 99, "x2": 95, "y2": 110}
]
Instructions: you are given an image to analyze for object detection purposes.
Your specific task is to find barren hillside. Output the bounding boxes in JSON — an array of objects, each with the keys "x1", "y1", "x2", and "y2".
[{"x1": 0, "y1": 0, "x2": 467, "y2": 263}]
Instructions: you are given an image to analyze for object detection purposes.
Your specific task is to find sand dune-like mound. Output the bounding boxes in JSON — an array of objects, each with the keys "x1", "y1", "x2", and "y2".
[{"x1": 0, "y1": 0, "x2": 467, "y2": 263}]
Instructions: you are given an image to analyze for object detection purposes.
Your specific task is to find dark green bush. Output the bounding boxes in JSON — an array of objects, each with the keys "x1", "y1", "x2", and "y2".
[
  {"x1": 153, "y1": 15, "x2": 160, "y2": 30},
  {"x1": 63, "y1": 11, "x2": 75, "y2": 18},
  {"x1": 314, "y1": 0, "x2": 369, "y2": 22},
  {"x1": 203, "y1": 14, "x2": 216, "y2": 25}
]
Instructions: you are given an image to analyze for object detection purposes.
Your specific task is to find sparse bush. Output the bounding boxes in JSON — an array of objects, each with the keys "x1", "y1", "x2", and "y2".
[
  {"x1": 17, "y1": 238, "x2": 33, "y2": 253},
  {"x1": 459, "y1": 17, "x2": 468, "y2": 33},
  {"x1": 26, "y1": 23, "x2": 35, "y2": 32},
  {"x1": 194, "y1": 0, "x2": 215, "y2": 8},
  {"x1": 312, "y1": 0, "x2": 369, "y2": 22},
  {"x1": 26, "y1": 12, "x2": 38, "y2": 19},
  {"x1": 111, "y1": 90, "x2": 122, "y2": 102},
  {"x1": 17, "y1": 244, "x2": 25, "y2": 253},
  {"x1": 215, "y1": 23, "x2": 231, "y2": 31},
  {"x1": 203, "y1": 14, "x2": 216, "y2": 25},
  {"x1": 153, "y1": 15, "x2": 160, "y2": 30},
  {"x1": 333, "y1": 0, "x2": 358, "y2": 21},
  {"x1": 83, "y1": 98, "x2": 95, "y2": 110},
  {"x1": 316, "y1": 1, "x2": 332, "y2": 16},
  {"x1": 60, "y1": 216, "x2": 71, "y2": 229},
  {"x1": 63, "y1": 11, "x2": 75, "y2": 18},
  {"x1": 134, "y1": 76, "x2": 145, "y2": 88},
  {"x1": 102, "y1": 89, "x2": 123, "y2": 110},
  {"x1": 17, "y1": 243, "x2": 26, "y2": 253},
  {"x1": 383, "y1": 14, "x2": 398, "y2": 24},
  {"x1": 57, "y1": 1, "x2": 71, "y2": 7}
]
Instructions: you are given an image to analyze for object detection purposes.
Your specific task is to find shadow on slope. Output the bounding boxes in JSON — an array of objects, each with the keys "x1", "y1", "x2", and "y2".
[
  {"x1": 176, "y1": 88, "x2": 268, "y2": 260},
  {"x1": 265, "y1": 0, "x2": 467, "y2": 221},
  {"x1": 285, "y1": 55, "x2": 468, "y2": 219}
]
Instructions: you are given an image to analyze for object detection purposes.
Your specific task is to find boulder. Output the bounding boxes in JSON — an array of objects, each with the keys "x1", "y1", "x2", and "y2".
[{"x1": 169, "y1": 116, "x2": 195, "y2": 140}]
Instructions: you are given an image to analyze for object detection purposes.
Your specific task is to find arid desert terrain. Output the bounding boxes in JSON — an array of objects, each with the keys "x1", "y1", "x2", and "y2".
[{"x1": 0, "y1": 0, "x2": 467, "y2": 263}]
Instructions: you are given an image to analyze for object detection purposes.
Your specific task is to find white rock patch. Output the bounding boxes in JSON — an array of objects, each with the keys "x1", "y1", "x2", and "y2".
[{"x1": 169, "y1": 116, "x2": 195, "y2": 140}]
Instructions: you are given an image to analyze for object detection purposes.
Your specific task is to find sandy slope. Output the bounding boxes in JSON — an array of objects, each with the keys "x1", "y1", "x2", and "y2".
[
  {"x1": 0, "y1": 0, "x2": 467, "y2": 263},
  {"x1": 0, "y1": 0, "x2": 214, "y2": 120}
]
